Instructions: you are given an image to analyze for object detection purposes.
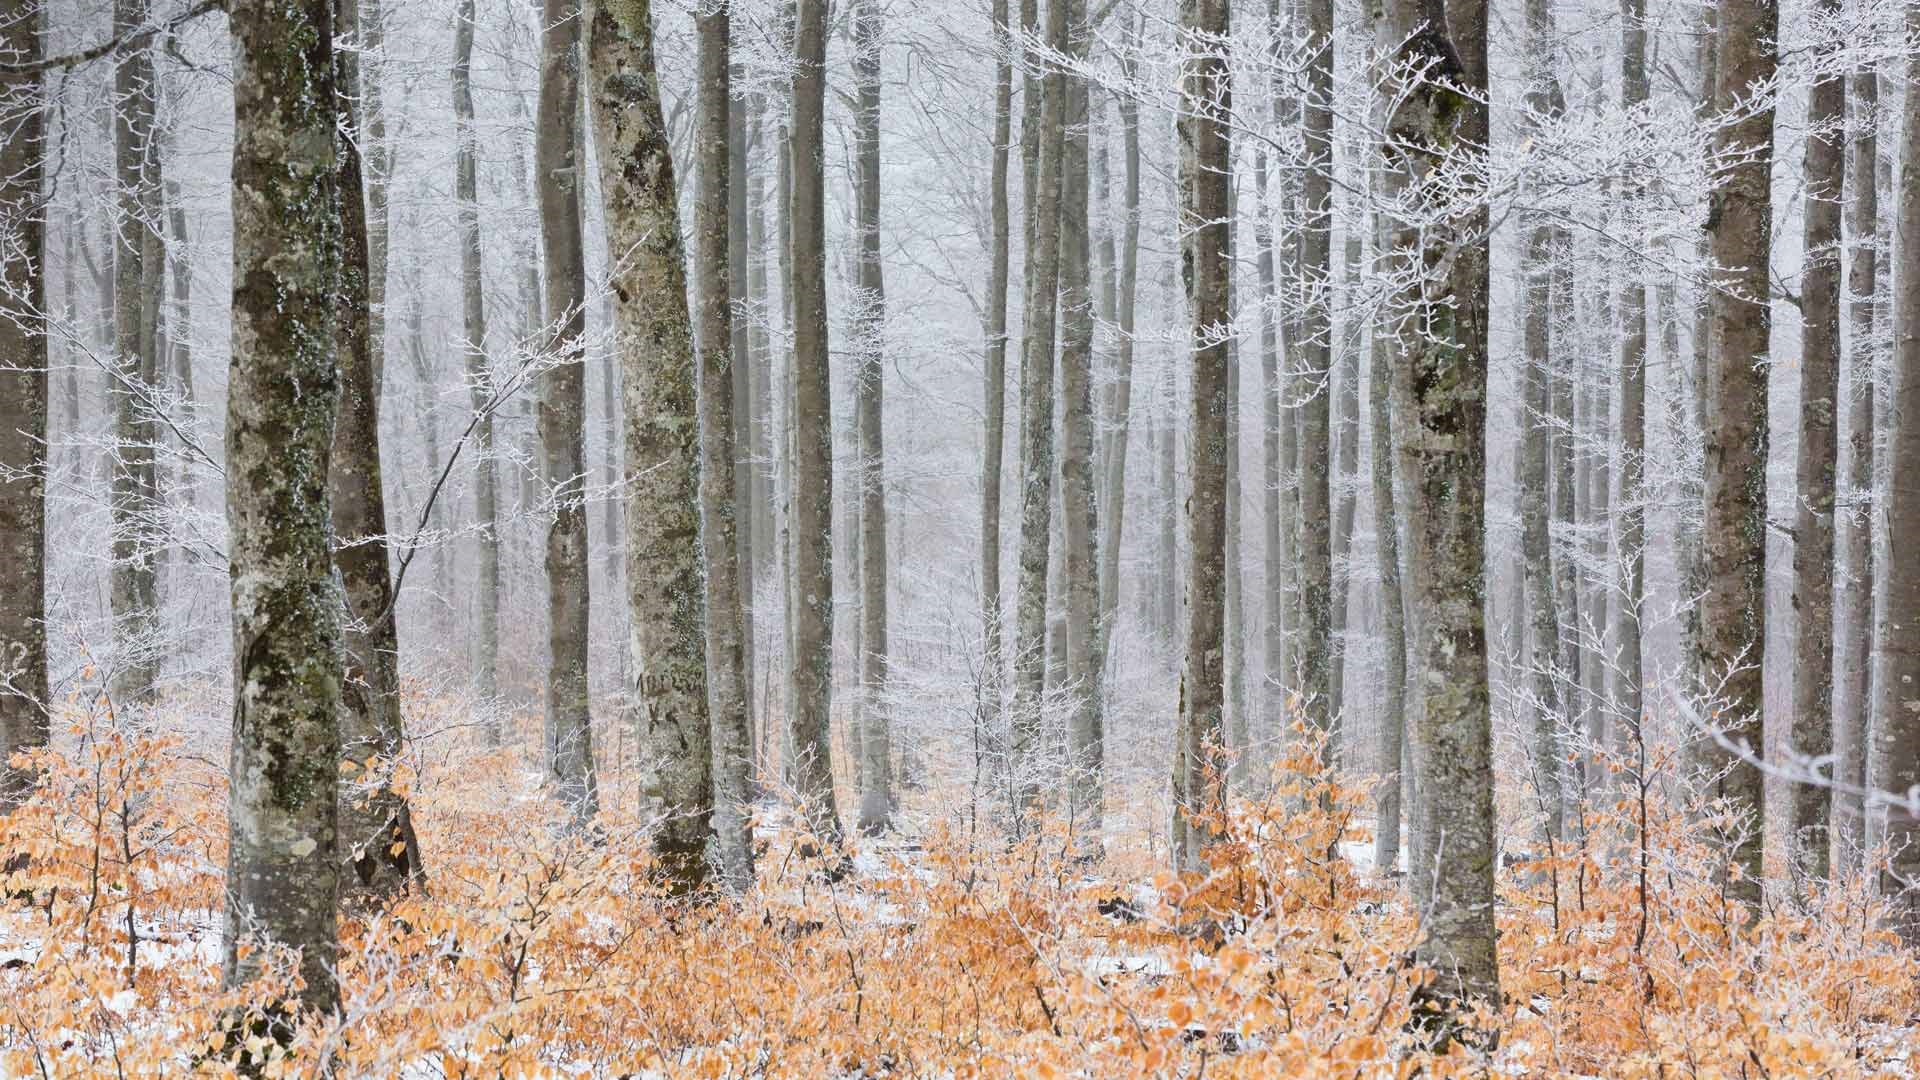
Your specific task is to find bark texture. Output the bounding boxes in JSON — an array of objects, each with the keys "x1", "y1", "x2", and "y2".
[
  {"x1": 453, "y1": 0, "x2": 501, "y2": 721},
  {"x1": 540, "y1": 0, "x2": 597, "y2": 825},
  {"x1": 109, "y1": 0, "x2": 162, "y2": 706},
  {"x1": 1172, "y1": 0, "x2": 1230, "y2": 872},
  {"x1": 221, "y1": 0, "x2": 346, "y2": 1018},
  {"x1": 1790, "y1": 0, "x2": 1843, "y2": 884},
  {"x1": 1296, "y1": 0, "x2": 1335, "y2": 762},
  {"x1": 588, "y1": 0, "x2": 714, "y2": 888},
  {"x1": 781, "y1": 0, "x2": 839, "y2": 841},
  {"x1": 1057, "y1": 0, "x2": 1101, "y2": 834},
  {"x1": 696, "y1": 0, "x2": 753, "y2": 882},
  {"x1": 1832, "y1": 53, "x2": 1878, "y2": 876},
  {"x1": 0, "y1": 3, "x2": 47, "y2": 811},
  {"x1": 1871, "y1": 3, "x2": 1920, "y2": 938},
  {"x1": 332, "y1": 0, "x2": 420, "y2": 902},
  {"x1": 1699, "y1": 0, "x2": 1775, "y2": 906},
  {"x1": 1381, "y1": 0, "x2": 1499, "y2": 1012},
  {"x1": 851, "y1": 0, "x2": 893, "y2": 835},
  {"x1": 1011, "y1": 0, "x2": 1065, "y2": 814},
  {"x1": 980, "y1": 0, "x2": 1011, "y2": 732}
]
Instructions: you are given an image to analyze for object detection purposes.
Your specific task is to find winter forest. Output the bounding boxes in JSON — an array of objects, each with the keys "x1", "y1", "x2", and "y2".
[{"x1": 2, "y1": 0, "x2": 1920, "y2": 1069}]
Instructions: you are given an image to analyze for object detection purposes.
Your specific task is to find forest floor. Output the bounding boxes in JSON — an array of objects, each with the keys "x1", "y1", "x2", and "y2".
[{"x1": 3, "y1": 691, "x2": 1918, "y2": 1078}]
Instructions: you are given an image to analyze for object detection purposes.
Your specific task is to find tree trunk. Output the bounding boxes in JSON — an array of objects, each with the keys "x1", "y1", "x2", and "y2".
[
  {"x1": 0, "y1": 5, "x2": 47, "y2": 812},
  {"x1": 221, "y1": 0, "x2": 346, "y2": 1021},
  {"x1": 1700, "y1": 0, "x2": 1775, "y2": 907},
  {"x1": 1520, "y1": 0, "x2": 1567, "y2": 846},
  {"x1": 1257, "y1": 147, "x2": 1287, "y2": 746},
  {"x1": 1614, "y1": 0, "x2": 1649, "y2": 784},
  {"x1": 695, "y1": 0, "x2": 754, "y2": 882},
  {"x1": 728, "y1": 63, "x2": 757, "y2": 785},
  {"x1": 847, "y1": 0, "x2": 892, "y2": 834},
  {"x1": 1869, "y1": 2, "x2": 1920, "y2": 936},
  {"x1": 1058, "y1": 0, "x2": 1101, "y2": 836},
  {"x1": 587, "y1": 0, "x2": 715, "y2": 887},
  {"x1": 1789, "y1": 0, "x2": 1843, "y2": 886},
  {"x1": 1382, "y1": 0, "x2": 1499, "y2": 1012},
  {"x1": 333, "y1": 0, "x2": 421, "y2": 902},
  {"x1": 1158, "y1": 362, "x2": 1179, "y2": 641},
  {"x1": 109, "y1": 0, "x2": 161, "y2": 707},
  {"x1": 1368, "y1": 233, "x2": 1406, "y2": 874},
  {"x1": 778, "y1": 0, "x2": 839, "y2": 841},
  {"x1": 540, "y1": 0, "x2": 597, "y2": 825},
  {"x1": 1328, "y1": 238, "x2": 1360, "y2": 731},
  {"x1": 1012, "y1": 0, "x2": 1065, "y2": 814},
  {"x1": 1297, "y1": 0, "x2": 1334, "y2": 764},
  {"x1": 1833, "y1": 53, "x2": 1878, "y2": 877},
  {"x1": 1172, "y1": 0, "x2": 1230, "y2": 872},
  {"x1": 453, "y1": 0, "x2": 501, "y2": 725},
  {"x1": 1095, "y1": 28, "x2": 1141, "y2": 695},
  {"x1": 981, "y1": 0, "x2": 1012, "y2": 735}
]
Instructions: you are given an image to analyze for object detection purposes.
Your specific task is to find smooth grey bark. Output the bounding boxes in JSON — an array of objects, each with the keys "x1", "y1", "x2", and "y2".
[
  {"x1": 1699, "y1": 0, "x2": 1775, "y2": 907},
  {"x1": 452, "y1": 0, "x2": 501, "y2": 723},
  {"x1": 1157, "y1": 363, "x2": 1179, "y2": 640},
  {"x1": 1869, "y1": 1, "x2": 1920, "y2": 934},
  {"x1": 1094, "y1": 31, "x2": 1141, "y2": 700},
  {"x1": 221, "y1": 0, "x2": 346, "y2": 1020},
  {"x1": 851, "y1": 0, "x2": 893, "y2": 835},
  {"x1": 1520, "y1": 0, "x2": 1566, "y2": 845},
  {"x1": 1614, "y1": 0, "x2": 1648, "y2": 775},
  {"x1": 1833, "y1": 52, "x2": 1878, "y2": 876},
  {"x1": 539, "y1": 0, "x2": 596, "y2": 825},
  {"x1": 1172, "y1": 0, "x2": 1230, "y2": 872},
  {"x1": 981, "y1": 0, "x2": 1012, "y2": 730},
  {"x1": 728, "y1": 64, "x2": 758, "y2": 783},
  {"x1": 1011, "y1": 0, "x2": 1064, "y2": 814},
  {"x1": 694, "y1": 0, "x2": 753, "y2": 882},
  {"x1": 1296, "y1": 0, "x2": 1334, "y2": 764},
  {"x1": 1368, "y1": 240, "x2": 1406, "y2": 873},
  {"x1": 1225, "y1": 331, "x2": 1246, "y2": 786},
  {"x1": 1257, "y1": 147, "x2": 1287, "y2": 744},
  {"x1": 1328, "y1": 243, "x2": 1359, "y2": 731},
  {"x1": 109, "y1": 0, "x2": 161, "y2": 706},
  {"x1": 1790, "y1": 0, "x2": 1843, "y2": 885},
  {"x1": 780, "y1": 0, "x2": 839, "y2": 841},
  {"x1": 589, "y1": 0, "x2": 718, "y2": 886},
  {"x1": 0, "y1": 3, "x2": 47, "y2": 812},
  {"x1": 1381, "y1": 0, "x2": 1499, "y2": 1013},
  {"x1": 1058, "y1": 0, "x2": 1100, "y2": 834},
  {"x1": 333, "y1": 0, "x2": 420, "y2": 902}
]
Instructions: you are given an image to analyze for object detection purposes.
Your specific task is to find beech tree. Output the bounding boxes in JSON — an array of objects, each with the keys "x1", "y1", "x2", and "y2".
[
  {"x1": 588, "y1": 0, "x2": 714, "y2": 888},
  {"x1": 221, "y1": 0, "x2": 347, "y2": 1020},
  {"x1": 0, "y1": 0, "x2": 45, "y2": 813}
]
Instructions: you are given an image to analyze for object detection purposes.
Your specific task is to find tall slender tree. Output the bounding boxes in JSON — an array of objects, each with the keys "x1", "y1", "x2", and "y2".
[
  {"x1": 221, "y1": 0, "x2": 346, "y2": 1022},
  {"x1": 1832, "y1": 40, "x2": 1879, "y2": 876},
  {"x1": 696, "y1": 0, "x2": 754, "y2": 881},
  {"x1": 980, "y1": 0, "x2": 1012, "y2": 730},
  {"x1": 1058, "y1": 0, "x2": 1101, "y2": 834},
  {"x1": 781, "y1": 0, "x2": 839, "y2": 841},
  {"x1": 588, "y1": 0, "x2": 715, "y2": 888},
  {"x1": 540, "y1": 0, "x2": 596, "y2": 824},
  {"x1": 1381, "y1": 0, "x2": 1498, "y2": 1014},
  {"x1": 109, "y1": 0, "x2": 161, "y2": 706},
  {"x1": 851, "y1": 0, "x2": 893, "y2": 834},
  {"x1": 1869, "y1": 0, "x2": 1920, "y2": 939},
  {"x1": 0, "y1": 0, "x2": 47, "y2": 814},
  {"x1": 1790, "y1": 0, "x2": 1844, "y2": 885},
  {"x1": 1699, "y1": 0, "x2": 1775, "y2": 906},
  {"x1": 1614, "y1": 0, "x2": 1649, "y2": 776},
  {"x1": 452, "y1": 0, "x2": 502, "y2": 725},
  {"x1": 1296, "y1": 0, "x2": 1334, "y2": 763},
  {"x1": 1172, "y1": 0, "x2": 1230, "y2": 871},
  {"x1": 333, "y1": 0, "x2": 420, "y2": 899},
  {"x1": 1094, "y1": 19, "x2": 1142, "y2": 702},
  {"x1": 1011, "y1": 0, "x2": 1066, "y2": 813}
]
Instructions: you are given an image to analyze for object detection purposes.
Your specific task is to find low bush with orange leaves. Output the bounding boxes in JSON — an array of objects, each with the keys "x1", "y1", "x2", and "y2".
[{"x1": 3, "y1": 705, "x2": 1917, "y2": 1077}]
